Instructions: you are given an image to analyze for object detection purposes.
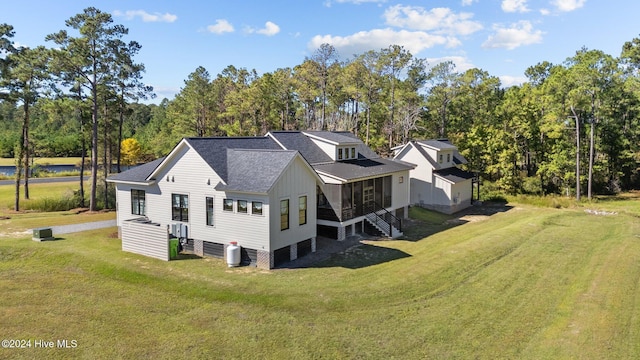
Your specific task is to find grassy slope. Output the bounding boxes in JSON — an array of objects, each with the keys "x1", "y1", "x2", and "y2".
[{"x1": 1, "y1": 200, "x2": 639, "y2": 359}]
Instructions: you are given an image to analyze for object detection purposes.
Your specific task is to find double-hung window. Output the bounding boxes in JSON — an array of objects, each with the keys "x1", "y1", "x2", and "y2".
[
  {"x1": 280, "y1": 199, "x2": 289, "y2": 230},
  {"x1": 206, "y1": 197, "x2": 214, "y2": 226},
  {"x1": 172, "y1": 194, "x2": 189, "y2": 222},
  {"x1": 299, "y1": 196, "x2": 307, "y2": 226},
  {"x1": 131, "y1": 189, "x2": 145, "y2": 215}
]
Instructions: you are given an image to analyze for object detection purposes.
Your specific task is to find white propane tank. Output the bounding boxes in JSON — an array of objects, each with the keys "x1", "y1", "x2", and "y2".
[{"x1": 226, "y1": 242, "x2": 241, "y2": 267}]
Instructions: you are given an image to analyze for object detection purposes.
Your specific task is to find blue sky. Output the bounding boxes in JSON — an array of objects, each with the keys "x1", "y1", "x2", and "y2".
[{"x1": 3, "y1": 1, "x2": 639, "y2": 102}]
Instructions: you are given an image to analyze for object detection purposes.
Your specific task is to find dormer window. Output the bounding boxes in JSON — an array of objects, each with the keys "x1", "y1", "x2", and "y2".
[
  {"x1": 447, "y1": 153, "x2": 451, "y2": 163},
  {"x1": 337, "y1": 146, "x2": 358, "y2": 161},
  {"x1": 439, "y1": 154, "x2": 443, "y2": 164}
]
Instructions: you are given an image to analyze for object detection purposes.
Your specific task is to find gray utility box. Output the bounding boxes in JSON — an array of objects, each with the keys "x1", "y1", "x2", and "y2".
[{"x1": 33, "y1": 227, "x2": 54, "y2": 241}]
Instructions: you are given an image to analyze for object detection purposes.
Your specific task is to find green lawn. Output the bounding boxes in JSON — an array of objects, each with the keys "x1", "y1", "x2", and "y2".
[{"x1": 1, "y1": 196, "x2": 639, "y2": 359}]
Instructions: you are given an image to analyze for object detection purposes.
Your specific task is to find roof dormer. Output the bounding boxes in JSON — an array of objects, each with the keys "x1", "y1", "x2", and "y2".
[{"x1": 303, "y1": 131, "x2": 360, "y2": 162}]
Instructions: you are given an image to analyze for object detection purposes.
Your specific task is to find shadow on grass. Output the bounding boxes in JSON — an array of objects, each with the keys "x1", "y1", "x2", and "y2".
[
  {"x1": 279, "y1": 202, "x2": 514, "y2": 270},
  {"x1": 279, "y1": 241, "x2": 411, "y2": 270},
  {"x1": 316, "y1": 243, "x2": 411, "y2": 269},
  {"x1": 402, "y1": 202, "x2": 513, "y2": 241},
  {"x1": 174, "y1": 252, "x2": 202, "y2": 261},
  {"x1": 32, "y1": 237, "x2": 65, "y2": 242}
]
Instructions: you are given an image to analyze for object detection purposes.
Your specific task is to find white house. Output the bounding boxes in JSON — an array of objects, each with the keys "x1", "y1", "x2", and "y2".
[
  {"x1": 108, "y1": 131, "x2": 414, "y2": 269},
  {"x1": 392, "y1": 140, "x2": 475, "y2": 214}
]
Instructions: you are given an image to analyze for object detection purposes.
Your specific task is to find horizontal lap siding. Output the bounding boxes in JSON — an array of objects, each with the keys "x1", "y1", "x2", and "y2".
[
  {"x1": 121, "y1": 221, "x2": 169, "y2": 261},
  {"x1": 212, "y1": 195, "x2": 270, "y2": 251}
]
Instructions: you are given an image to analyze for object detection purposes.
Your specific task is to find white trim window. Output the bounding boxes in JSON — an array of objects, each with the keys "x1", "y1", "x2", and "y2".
[
  {"x1": 299, "y1": 195, "x2": 307, "y2": 226},
  {"x1": 252, "y1": 201, "x2": 263, "y2": 215},
  {"x1": 131, "y1": 189, "x2": 145, "y2": 215},
  {"x1": 280, "y1": 199, "x2": 289, "y2": 230},
  {"x1": 172, "y1": 194, "x2": 189, "y2": 222},
  {"x1": 206, "y1": 197, "x2": 214, "y2": 226},
  {"x1": 223, "y1": 198, "x2": 234, "y2": 212},
  {"x1": 238, "y1": 200, "x2": 248, "y2": 214}
]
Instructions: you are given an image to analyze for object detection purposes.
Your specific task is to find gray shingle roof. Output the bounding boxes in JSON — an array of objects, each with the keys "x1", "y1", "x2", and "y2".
[
  {"x1": 106, "y1": 157, "x2": 165, "y2": 183},
  {"x1": 417, "y1": 139, "x2": 457, "y2": 150},
  {"x1": 303, "y1": 131, "x2": 361, "y2": 145},
  {"x1": 416, "y1": 140, "x2": 456, "y2": 150},
  {"x1": 214, "y1": 149, "x2": 297, "y2": 193},
  {"x1": 434, "y1": 167, "x2": 475, "y2": 183},
  {"x1": 185, "y1": 137, "x2": 282, "y2": 182},
  {"x1": 269, "y1": 131, "x2": 333, "y2": 164},
  {"x1": 313, "y1": 157, "x2": 414, "y2": 181}
]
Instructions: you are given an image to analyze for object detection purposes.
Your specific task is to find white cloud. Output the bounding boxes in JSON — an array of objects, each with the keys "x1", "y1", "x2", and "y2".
[
  {"x1": 482, "y1": 21, "x2": 543, "y2": 50},
  {"x1": 499, "y1": 75, "x2": 528, "y2": 87},
  {"x1": 383, "y1": 5, "x2": 483, "y2": 36},
  {"x1": 150, "y1": 86, "x2": 179, "y2": 100},
  {"x1": 461, "y1": 0, "x2": 478, "y2": 6},
  {"x1": 207, "y1": 19, "x2": 234, "y2": 34},
  {"x1": 501, "y1": 0, "x2": 530, "y2": 13},
  {"x1": 551, "y1": 0, "x2": 586, "y2": 12},
  {"x1": 245, "y1": 21, "x2": 280, "y2": 36},
  {"x1": 309, "y1": 28, "x2": 450, "y2": 57},
  {"x1": 257, "y1": 21, "x2": 281, "y2": 36},
  {"x1": 427, "y1": 56, "x2": 475, "y2": 72},
  {"x1": 113, "y1": 10, "x2": 177, "y2": 23}
]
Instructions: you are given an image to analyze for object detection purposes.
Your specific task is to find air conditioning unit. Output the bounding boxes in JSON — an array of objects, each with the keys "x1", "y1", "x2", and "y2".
[{"x1": 171, "y1": 223, "x2": 189, "y2": 239}]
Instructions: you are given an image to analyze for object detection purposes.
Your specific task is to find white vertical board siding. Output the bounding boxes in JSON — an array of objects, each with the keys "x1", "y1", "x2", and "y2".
[
  {"x1": 452, "y1": 179, "x2": 473, "y2": 205},
  {"x1": 269, "y1": 156, "x2": 318, "y2": 251},
  {"x1": 433, "y1": 177, "x2": 452, "y2": 205},
  {"x1": 424, "y1": 146, "x2": 439, "y2": 166},
  {"x1": 309, "y1": 138, "x2": 337, "y2": 161},
  {"x1": 121, "y1": 220, "x2": 169, "y2": 261},
  {"x1": 398, "y1": 145, "x2": 433, "y2": 205},
  {"x1": 391, "y1": 170, "x2": 411, "y2": 210}
]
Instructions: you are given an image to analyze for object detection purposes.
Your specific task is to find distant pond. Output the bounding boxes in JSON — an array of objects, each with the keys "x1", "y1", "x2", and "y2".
[{"x1": 0, "y1": 164, "x2": 136, "y2": 176}]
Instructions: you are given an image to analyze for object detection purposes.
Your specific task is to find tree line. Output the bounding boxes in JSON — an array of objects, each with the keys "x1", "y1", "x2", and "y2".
[{"x1": 2, "y1": 7, "x2": 640, "y2": 212}]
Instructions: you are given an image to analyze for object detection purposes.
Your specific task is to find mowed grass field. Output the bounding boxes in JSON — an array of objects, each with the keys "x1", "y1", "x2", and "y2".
[{"x1": 1, "y1": 186, "x2": 640, "y2": 359}]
